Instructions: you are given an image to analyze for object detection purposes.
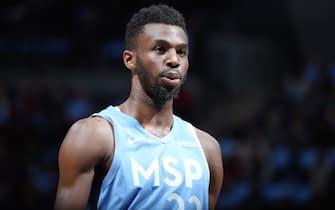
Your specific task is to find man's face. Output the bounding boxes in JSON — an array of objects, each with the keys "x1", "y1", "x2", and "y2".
[{"x1": 134, "y1": 23, "x2": 189, "y2": 106}]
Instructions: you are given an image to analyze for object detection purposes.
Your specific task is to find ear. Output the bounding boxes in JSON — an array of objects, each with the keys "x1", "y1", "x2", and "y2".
[{"x1": 123, "y1": 50, "x2": 136, "y2": 72}]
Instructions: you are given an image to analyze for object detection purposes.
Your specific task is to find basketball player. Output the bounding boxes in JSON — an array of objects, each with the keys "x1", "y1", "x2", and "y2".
[{"x1": 54, "y1": 4, "x2": 223, "y2": 210}]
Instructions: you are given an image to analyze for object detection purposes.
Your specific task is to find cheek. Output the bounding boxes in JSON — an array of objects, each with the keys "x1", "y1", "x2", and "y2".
[
  {"x1": 185, "y1": 61, "x2": 189, "y2": 69},
  {"x1": 146, "y1": 53, "x2": 161, "y2": 66},
  {"x1": 147, "y1": 60, "x2": 163, "y2": 77},
  {"x1": 181, "y1": 61, "x2": 189, "y2": 74}
]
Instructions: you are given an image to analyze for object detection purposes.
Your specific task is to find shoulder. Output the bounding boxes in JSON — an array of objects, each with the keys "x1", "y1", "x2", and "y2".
[
  {"x1": 192, "y1": 126, "x2": 223, "y2": 168},
  {"x1": 193, "y1": 126, "x2": 221, "y2": 153},
  {"x1": 59, "y1": 116, "x2": 114, "y2": 166},
  {"x1": 65, "y1": 116, "x2": 113, "y2": 145},
  {"x1": 69, "y1": 116, "x2": 113, "y2": 136}
]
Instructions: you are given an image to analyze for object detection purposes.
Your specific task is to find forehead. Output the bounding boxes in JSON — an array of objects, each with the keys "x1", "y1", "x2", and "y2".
[{"x1": 137, "y1": 23, "x2": 188, "y2": 47}]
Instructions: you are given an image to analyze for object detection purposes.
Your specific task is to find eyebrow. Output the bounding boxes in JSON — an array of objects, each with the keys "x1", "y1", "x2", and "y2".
[{"x1": 154, "y1": 39, "x2": 188, "y2": 49}]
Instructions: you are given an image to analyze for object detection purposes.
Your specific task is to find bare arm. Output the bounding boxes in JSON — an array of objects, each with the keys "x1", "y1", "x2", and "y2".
[
  {"x1": 54, "y1": 117, "x2": 114, "y2": 210},
  {"x1": 195, "y1": 128, "x2": 224, "y2": 210}
]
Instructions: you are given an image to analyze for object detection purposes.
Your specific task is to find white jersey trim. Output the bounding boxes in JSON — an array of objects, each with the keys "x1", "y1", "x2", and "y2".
[{"x1": 186, "y1": 122, "x2": 210, "y2": 183}]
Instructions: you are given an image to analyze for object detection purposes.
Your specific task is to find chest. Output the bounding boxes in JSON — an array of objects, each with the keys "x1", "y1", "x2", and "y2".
[{"x1": 115, "y1": 134, "x2": 207, "y2": 188}]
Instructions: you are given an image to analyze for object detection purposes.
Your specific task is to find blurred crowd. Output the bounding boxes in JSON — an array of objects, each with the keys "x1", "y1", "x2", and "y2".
[
  {"x1": 0, "y1": 80, "x2": 99, "y2": 209},
  {"x1": 1, "y1": 1, "x2": 335, "y2": 210},
  {"x1": 0, "y1": 61, "x2": 335, "y2": 210},
  {"x1": 217, "y1": 61, "x2": 335, "y2": 210}
]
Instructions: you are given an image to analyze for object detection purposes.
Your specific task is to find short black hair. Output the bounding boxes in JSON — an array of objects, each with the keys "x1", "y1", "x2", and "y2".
[{"x1": 125, "y1": 4, "x2": 187, "y2": 49}]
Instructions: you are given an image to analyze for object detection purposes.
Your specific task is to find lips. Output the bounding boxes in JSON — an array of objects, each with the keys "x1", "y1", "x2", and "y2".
[
  {"x1": 162, "y1": 71, "x2": 181, "y2": 80},
  {"x1": 160, "y1": 70, "x2": 182, "y2": 88}
]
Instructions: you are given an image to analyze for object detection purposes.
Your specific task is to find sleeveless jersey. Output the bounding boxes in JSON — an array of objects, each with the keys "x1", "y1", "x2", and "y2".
[{"x1": 92, "y1": 105, "x2": 210, "y2": 210}]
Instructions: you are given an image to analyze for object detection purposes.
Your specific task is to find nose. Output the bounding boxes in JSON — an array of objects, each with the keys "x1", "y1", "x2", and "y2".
[{"x1": 166, "y1": 48, "x2": 179, "y2": 68}]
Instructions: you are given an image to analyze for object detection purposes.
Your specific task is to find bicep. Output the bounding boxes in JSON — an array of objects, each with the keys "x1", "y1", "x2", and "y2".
[
  {"x1": 55, "y1": 169, "x2": 94, "y2": 210},
  {"x1": 55, "y1": 140, "x2": 95, "y2": 210},
  {"x1": 55, "y1": 118, "x2": 113, "y2": 210},
  {"x1": 195, "y1": 128, "x2": 223, "y2": 210},
  {"x1": 207, "y1": 141, "x2": 223, "y2": 210}
]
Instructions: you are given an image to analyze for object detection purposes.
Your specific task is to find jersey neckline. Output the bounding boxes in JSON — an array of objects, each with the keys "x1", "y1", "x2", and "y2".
[{"x1": 113, "y1": 105, "x2": 176, "y2": 144}]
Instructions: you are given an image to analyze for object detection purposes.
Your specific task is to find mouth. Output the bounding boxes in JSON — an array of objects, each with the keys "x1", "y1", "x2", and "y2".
[
  {"x1": 162, "y1": 71, "x2": 181, "y2": 80},
  {"x1": 160, "y1": 70, "x2": 182, "y2": 88},
  {"x1": 160, "y1": 70, "x2": 182, "y2": 89}
]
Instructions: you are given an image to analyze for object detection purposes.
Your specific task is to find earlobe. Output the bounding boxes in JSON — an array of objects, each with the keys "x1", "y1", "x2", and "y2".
[{"x1": 123, "y1": 50, "x2": 136, "y2": 71}]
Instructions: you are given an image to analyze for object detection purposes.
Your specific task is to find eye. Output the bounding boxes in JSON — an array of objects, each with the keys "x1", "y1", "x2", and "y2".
[
  {"x1": 177, "y1": 49, "x2": 187, "y2": 57},
  {"x1": 154, "y1": 46, "x2": 165, "y2": 54}
]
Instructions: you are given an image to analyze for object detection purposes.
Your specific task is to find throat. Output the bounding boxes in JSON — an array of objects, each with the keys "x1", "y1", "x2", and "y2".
[{"x1": 142, "y1": 122, "x2": 173, "y2": 138}]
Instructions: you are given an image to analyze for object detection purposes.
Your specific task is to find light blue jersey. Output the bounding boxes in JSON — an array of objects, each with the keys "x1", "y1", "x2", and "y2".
[{"x1": 92, "y1": 105, "x2": 210, "y2": 210}]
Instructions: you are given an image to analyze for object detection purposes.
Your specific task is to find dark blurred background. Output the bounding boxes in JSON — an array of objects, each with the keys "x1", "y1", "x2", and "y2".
[{"x1": 1, "y1": 0, "x2": 335, "y2": 209}]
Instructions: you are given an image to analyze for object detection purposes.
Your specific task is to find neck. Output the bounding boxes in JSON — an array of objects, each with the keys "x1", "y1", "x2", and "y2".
[{"x1": 118, "y1": 87, "x2": 174, "y2": 137}]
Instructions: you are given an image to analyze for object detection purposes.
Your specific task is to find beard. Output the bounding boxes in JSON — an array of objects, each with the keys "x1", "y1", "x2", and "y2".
[{"x1": 136, "y1": 59, "x2": 186, "y2": 107}]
